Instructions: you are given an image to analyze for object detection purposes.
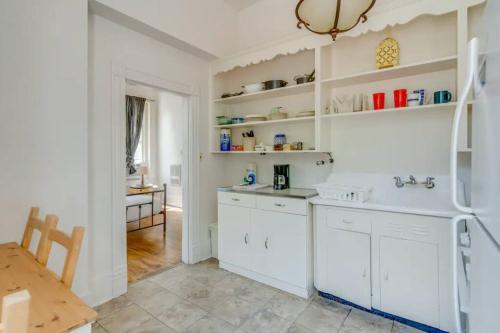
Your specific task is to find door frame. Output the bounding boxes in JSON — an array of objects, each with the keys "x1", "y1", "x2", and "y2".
[{"x1": 111, "y1": 63, "x2": 199, "y2": 297}]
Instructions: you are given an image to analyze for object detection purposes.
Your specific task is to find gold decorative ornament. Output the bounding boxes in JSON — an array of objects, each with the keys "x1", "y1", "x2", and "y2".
[{"x1": 376, "y1": 37, "x2": 400, "y2": 69}]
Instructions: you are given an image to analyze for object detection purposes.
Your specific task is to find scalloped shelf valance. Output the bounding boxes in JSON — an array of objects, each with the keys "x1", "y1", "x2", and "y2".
[{"x1": 211, "y1": 0, "x2": 484, "y2": 75}]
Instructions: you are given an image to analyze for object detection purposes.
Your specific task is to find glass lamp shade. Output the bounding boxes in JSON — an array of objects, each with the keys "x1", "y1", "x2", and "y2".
[
  {"x1": 296, "y1": 0, "x2": 376, "y2": 39},
  {"x1": 139, "y1": 165, "x2": 149, "y2": 175}
]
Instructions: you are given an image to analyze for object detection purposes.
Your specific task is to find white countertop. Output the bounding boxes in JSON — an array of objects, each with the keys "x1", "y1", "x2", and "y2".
[
  {"x1": 310, "y1": 173, "x2": 463, "y2": 218},
  {"x1": 218, "y1": 186, "x2": 318, "y2": 199}
]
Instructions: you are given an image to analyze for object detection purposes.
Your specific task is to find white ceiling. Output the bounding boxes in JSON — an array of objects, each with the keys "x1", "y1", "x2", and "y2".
[{"x1": 224, "y1": 0, "x2": 263, "y2": 11}]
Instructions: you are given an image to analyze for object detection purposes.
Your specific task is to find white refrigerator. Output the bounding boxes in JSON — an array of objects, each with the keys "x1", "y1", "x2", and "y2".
[{"x1": 450, "y1": 1, "x2": 500, "y2": 332}]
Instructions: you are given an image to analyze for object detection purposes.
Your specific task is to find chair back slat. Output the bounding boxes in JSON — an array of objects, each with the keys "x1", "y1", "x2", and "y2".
[
  {"x1": 0, "y1": 290, "x2": 30, "y2": 333},
  {"x1": 40, "y1": 227, "x2": 84, "y2": 289},
  {"x1": 21, "y1": 208, "x2": 58, "y2": 265},
  {"x1": 35, "y1": 215, "x2": 59, "y2": 266},
  {"x1": 20, "y1": 207, "x2": 41, "y2": 249}
]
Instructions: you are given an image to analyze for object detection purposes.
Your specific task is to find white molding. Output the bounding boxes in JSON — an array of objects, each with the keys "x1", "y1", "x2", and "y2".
[
  {"x1": 84, "y1": 271, "x2": 114, "y2": 307},
  {"x1": 110, "y1": 62, "x2": 200, "y2": 296},
  {"x1": 192, "y1": 240, "x2": 211, "y2": 263},
  {"x1": 112, "y1": 264, "x2": 128, "y2": 298},
  {"x1": 111, "y1": 63, "x2": 128, "y2": 300},
  {"x1": 211, "y1": 0, "x2": 485, "y2": 74}
]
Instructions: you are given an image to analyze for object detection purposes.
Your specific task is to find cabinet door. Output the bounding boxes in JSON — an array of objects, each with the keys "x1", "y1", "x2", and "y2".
[
  {"x1": 325, "y1": 228, "x2": 371, "y2": 309},
  {"x1": 218, "y1": 204, "x2": 253, "y2": 269},
  {"x1": 253, "y1": 210, "x2": 307, "y2": 287},
  {"x1": 379, "y1": 236, "x2": 439, "y2": 327}
]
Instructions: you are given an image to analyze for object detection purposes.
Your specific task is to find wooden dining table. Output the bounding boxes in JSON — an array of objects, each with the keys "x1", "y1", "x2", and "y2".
[{"x1": 0, "y1": 242, "x2": 96, "y2": 333}]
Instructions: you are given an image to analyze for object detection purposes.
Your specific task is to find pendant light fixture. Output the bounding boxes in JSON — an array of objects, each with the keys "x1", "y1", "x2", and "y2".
[{"x1": 295, "y1": 0, "x2": 377, "y2": 40}]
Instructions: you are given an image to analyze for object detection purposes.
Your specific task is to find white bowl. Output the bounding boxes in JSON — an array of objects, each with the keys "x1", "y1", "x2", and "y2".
[{"x1": 242, "y1": 83, "x2": 264, "y2": 94}]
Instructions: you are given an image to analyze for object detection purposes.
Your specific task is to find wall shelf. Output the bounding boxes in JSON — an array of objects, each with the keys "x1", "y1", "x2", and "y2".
[
  {"x1": 321, "y1": 55, "x2": 458, "y2": 88},
  {"x1": 321, "y1": 103, "x2": 457, "y2": 119},
  {"x1": 213, "y1": 82, "x2": 315, "y2": 104},
  {"x1": 211, "y1": 150, "x2": 321, "y2": 154},
  {"x1": 213, "y1": 116, "x2": 315, "y2": 128}
]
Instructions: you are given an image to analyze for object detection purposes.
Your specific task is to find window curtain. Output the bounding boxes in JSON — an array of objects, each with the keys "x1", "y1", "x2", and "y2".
[{"x1": 126, "y1": 95, "x2": 146, "y2": 174}]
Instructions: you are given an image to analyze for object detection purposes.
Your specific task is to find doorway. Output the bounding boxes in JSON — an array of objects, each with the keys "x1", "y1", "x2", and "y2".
[
  {"x1": 111, "y1": 65, "x2": 198, "y2": 297},
  {"x1": 124, "y1": 84, "x2": 187, "y2": 283}
]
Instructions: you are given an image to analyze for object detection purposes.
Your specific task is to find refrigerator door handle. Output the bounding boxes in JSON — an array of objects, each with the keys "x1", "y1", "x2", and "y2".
[
  {"x1": 450, "y1": 38, "x2": 478, "y2": 214},
  {"x1": 451, "y1": 214, "x2": 475, "y2": 333}
]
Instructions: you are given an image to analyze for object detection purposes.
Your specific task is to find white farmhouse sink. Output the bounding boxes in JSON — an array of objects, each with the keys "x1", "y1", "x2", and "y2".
[{"x1": 311, "y1": 173, "x2": 464, "y2": 218}]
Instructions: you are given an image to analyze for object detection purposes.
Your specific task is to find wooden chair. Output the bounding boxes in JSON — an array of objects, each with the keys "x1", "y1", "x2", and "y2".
[
  {"x1": 38, "y1": 226, "x2": 85, "y2": 289},
  {"x1": 0, "y1": 290, "x2": 30, "y2": 333},
  {"x1": 20, "y1": 208, "x2": 58, "y2": 264}
]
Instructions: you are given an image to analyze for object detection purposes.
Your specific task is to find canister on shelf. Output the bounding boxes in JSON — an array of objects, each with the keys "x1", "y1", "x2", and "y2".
[{"x1": 274, "y1": 133, "x2": 286, "y2": 151}]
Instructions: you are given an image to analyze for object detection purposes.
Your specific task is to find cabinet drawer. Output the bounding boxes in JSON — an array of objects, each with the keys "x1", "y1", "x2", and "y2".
[
  {"x1": 218, "y1": 192, "x2": 256, "y2": 208},
  {"x1": 327, "y1": 208, "x2": 371, "y2": 234},
  {"x1": 256, "y1": 196, "x2": 307, "y2": 215}
]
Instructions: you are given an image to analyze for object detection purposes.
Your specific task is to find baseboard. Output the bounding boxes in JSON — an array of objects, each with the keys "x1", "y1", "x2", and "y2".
[
  {"x1": 84, "y1": 271, "x2": 114, "y2": 307},
  {"x1": 112, "y1": 264, "x2": 128, "y2": 298},
  {"x1": 192, "y1": 240, "x2": 211, "y2": 263},
  {"x1": 220, "y1": 261, "x2": 313, "y2": 299},
  {"x1": 318, "y1": 291, "x2": 448, "y2": 333}
]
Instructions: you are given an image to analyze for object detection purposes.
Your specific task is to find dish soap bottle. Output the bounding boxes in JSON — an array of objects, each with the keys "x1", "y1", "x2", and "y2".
[{"x1": 245, "y1": 163, "x2": 257, "y2": 185}]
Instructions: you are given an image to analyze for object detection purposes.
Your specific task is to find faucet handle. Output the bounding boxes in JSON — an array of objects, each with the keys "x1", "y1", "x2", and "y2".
[
  {"x1": 422, "y1": 177, "x2": 436, "y2": 189},
  {"x1": 393, "y1": 176, "x2": 404, "y2": 188},
  {"x1": 405, "y1": 175, "x2": 418, "y2": 185}
]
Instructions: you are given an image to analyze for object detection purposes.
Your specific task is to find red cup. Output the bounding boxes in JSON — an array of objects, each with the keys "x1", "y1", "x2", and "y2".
[
  {"x1": 393, "y1": 89, "x2": 407, "y2": 108},
  {"x1": 373, "y1": 92, "x2": 385, "y2": 110}
]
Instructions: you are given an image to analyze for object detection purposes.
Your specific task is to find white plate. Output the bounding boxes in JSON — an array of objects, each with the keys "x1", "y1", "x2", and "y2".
[{"x1": 296, "y1": 111, "x2": 315, "y2": 118}]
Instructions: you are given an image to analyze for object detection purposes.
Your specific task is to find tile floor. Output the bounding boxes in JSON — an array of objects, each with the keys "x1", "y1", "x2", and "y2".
[{"x1": 93, "y1": 259, "x2": 424, "y2": 333}]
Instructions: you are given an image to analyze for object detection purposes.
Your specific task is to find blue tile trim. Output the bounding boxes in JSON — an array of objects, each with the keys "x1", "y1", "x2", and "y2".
[{"x1": 318, "y1": 291, "x2": 449, "y2": 333}]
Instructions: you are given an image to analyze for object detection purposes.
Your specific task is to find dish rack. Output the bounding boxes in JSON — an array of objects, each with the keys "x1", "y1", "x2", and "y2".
[{"x1": 314, "y1": 183, "x2": 372, "y2": 203}]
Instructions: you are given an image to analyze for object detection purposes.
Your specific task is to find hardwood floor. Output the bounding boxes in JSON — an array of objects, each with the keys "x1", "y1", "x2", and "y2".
[{"x1": 127, "y1": 206, "x2": 182, "y2": 283}]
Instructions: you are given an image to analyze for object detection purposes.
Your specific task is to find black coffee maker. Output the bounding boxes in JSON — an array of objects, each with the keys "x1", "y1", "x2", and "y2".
[{"x1": 273, "y1": 164, "x2": 290, "y2": 190}]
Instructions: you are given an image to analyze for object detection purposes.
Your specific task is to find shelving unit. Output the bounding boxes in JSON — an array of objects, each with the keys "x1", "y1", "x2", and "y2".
[
  {"x1": 209, "y1": 3, "x2": 482, "y2": 156},
  {"x1": 321, "y1": 103, "x2": 457, "y2": 119},
  {"x1": 213, "y1": 116, "x2": 314, "y2": 128}
]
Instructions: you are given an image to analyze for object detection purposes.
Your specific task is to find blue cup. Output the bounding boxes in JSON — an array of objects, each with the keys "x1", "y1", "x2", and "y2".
[
  {"x1": 434, "y1": 90, "x2": 452, "y2": 104},
  {"x1": 413, "y1": 89, "x2": 425, "y2": 105}
]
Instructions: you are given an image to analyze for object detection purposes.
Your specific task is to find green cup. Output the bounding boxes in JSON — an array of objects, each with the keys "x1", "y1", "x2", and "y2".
[{"x1": 434, "y1": 90, "x2": 452, "y2": 104}]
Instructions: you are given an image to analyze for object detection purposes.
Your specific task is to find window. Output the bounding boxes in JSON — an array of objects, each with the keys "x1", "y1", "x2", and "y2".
[{"x1": 132, "y1": 101, "x2": 150, "y2": 169}]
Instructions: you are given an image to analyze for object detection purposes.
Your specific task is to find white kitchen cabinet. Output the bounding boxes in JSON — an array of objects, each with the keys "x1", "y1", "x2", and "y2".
[
  {"x1": 218, "y1": 191, "x2": 314, "y2": 298},
  {"x1": 314, "y1": 205, "x2": 453, "y2": 332},
  {"x1": 218, "y1": 204, "x2": 253, "y2": 269},
  {"x1": 325, "y1": 229, "x2": 371, "y2": 309},
  {"x1": 379, "y1": 236, "x2": 440, "y2": 327},
  {"x1": 253, "y1": 209, "x2": 307, "y2": 288}
]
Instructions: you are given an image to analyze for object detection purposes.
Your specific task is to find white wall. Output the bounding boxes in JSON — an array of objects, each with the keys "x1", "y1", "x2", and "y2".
[
  {"x1": 88, "y1": 13, "x2": 224, "y2": 305},
  {"x1": 91, "y1": 0, "x2": 238, "y2": 58},
  {"x1": 0, "y1": 0, "x2": 89, "y2": 296},
  {"x1": 157, "y1": 92, "x2": 185, "y2": 208},
  {"x1": 235, "y1": 0, "x2": 309, "y2": 52},
  {"x1": 220, "y1": 154, "x2": 333, "y2": 189}
]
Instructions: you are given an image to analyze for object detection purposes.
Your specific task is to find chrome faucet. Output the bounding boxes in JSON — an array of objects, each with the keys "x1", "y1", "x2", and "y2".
[
  {"x1": 421, "y1": 177, "x2": 436, "y2": 189},
  {"x1": 406, "y1": 175, "x2": 418, "y2": 185},
  {"x1": 393, "y1": 177, "x2": 404, "y2": 188}
]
